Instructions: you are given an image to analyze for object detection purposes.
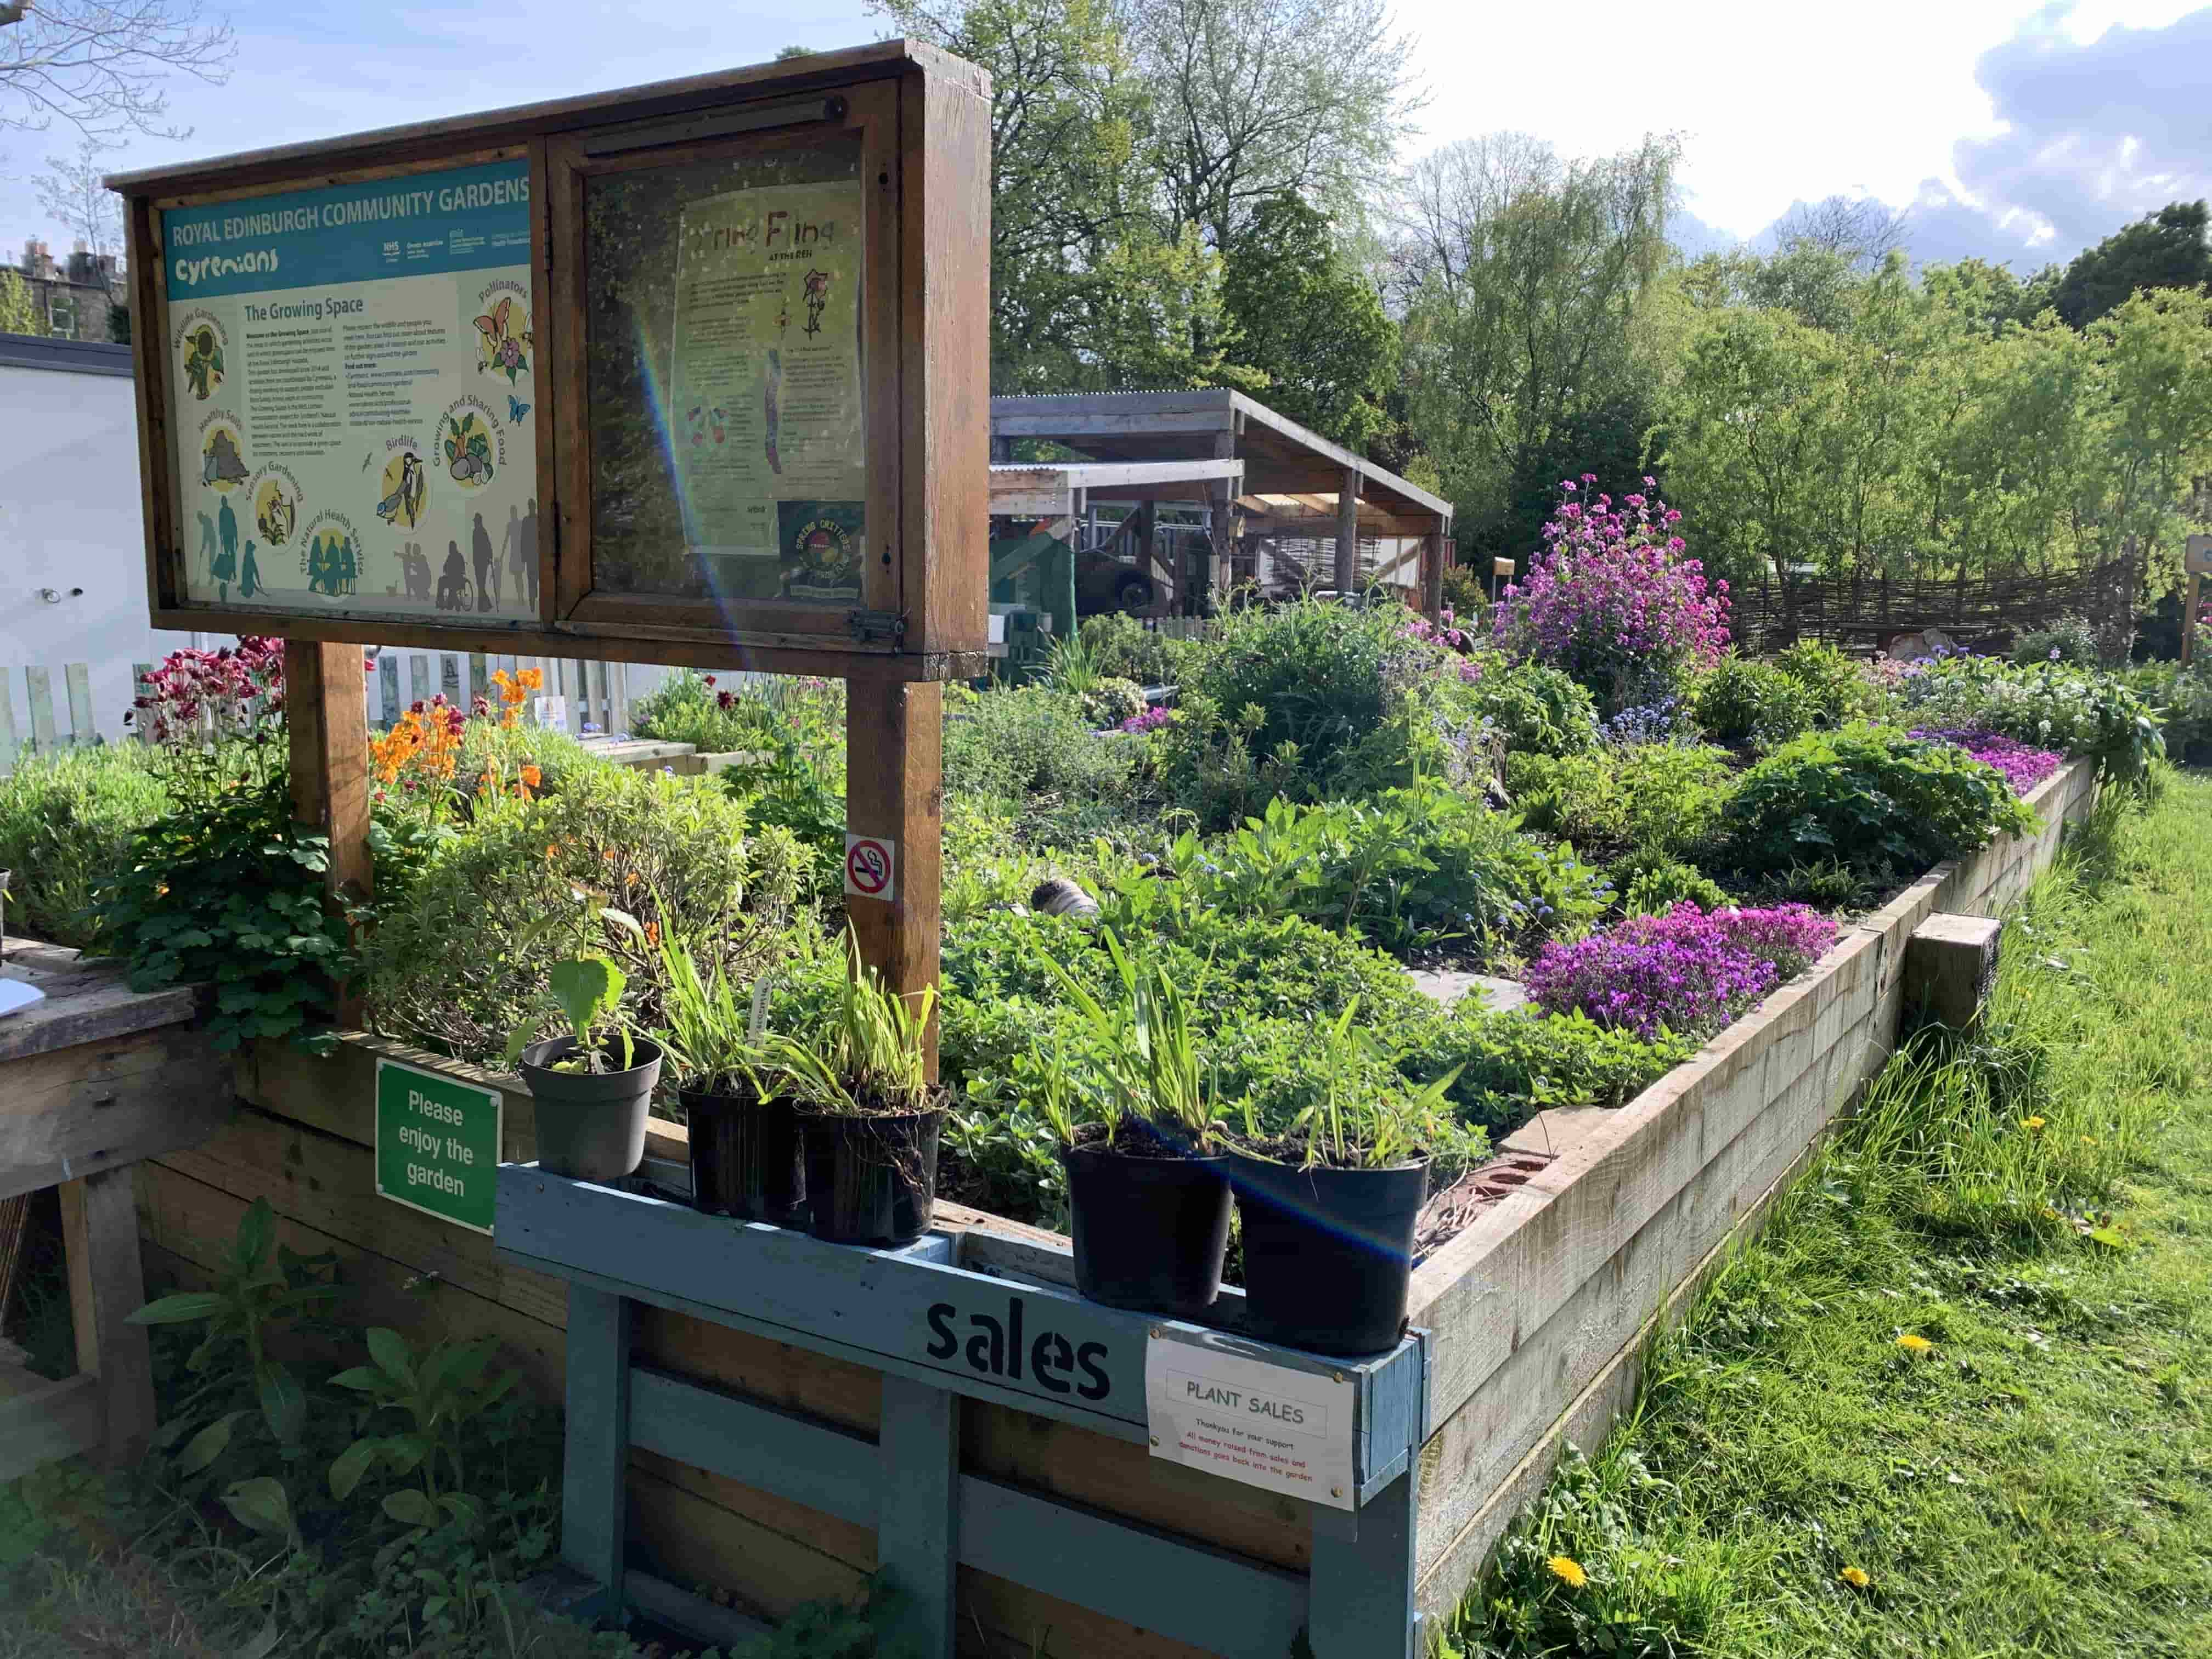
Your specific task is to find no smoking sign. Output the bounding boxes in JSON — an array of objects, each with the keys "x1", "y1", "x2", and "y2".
[{"x1": 844, "y1": 833, "x2": 898, "y2": 901}]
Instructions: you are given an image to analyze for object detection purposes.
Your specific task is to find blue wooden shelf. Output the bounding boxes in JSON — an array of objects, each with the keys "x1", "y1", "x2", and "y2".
[{"x1": 496, "y1": 1161, "x2": 1432, "y2": 1658}]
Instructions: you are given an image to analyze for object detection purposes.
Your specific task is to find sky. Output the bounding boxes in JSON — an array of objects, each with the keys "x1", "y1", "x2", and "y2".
[{"x1": 2, "y1": 0, "x2": 2208, "y2": 275}]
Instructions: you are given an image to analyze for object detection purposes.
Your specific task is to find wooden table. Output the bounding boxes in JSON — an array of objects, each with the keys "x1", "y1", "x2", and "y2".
[{"x1": 0, "y1": 940, "x2": 226, "y2": 1479}]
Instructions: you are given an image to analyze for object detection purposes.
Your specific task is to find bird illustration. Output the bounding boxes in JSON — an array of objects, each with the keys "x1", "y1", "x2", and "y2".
[{"x1": 376, "y1": 452, "x2": 425, "y2": 526}]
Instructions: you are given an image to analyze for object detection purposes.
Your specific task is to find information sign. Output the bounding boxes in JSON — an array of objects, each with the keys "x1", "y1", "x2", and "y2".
[
  {"x1": 375, "y1": 1057, "x2": 502, "y2": 1234},
  {"x1": 1144, "y1": 1336, "x2": 1357, "y2": 1509},
  {"x1": 844, "y1": 832, "x2": 897, "y2": 900},
  {"x1": 162, "y1": 161, "x2": 539, "y2": 625}
]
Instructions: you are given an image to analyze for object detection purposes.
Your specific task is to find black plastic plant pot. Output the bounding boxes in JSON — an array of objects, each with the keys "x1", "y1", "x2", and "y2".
[
  {"x1": 1062, "y1": 1138, "x2": 1231, "y2": 1316},
  {"x1": 518, "y1": 1036, "x2": 664, "y2": 1183},
  {"x1": 803, "y1": 1108, "x2": 944, "y2": 1248},
  {"x1": 680, "y1": 1084, "x2": 805, "y2": 1223},
  {"x1": 1227, "y1": 1151, "x2": 1430, "y2": 1357}
]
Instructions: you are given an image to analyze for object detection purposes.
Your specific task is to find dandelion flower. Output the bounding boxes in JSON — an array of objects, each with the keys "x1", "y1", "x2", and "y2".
[
  {"x1": 1895, "y1": 1334, "x2": 1934, "y2": 1355},
  {"x1": 2080, "y1": 1136, "x2": 2097, "y2": 1148},
  {"x1": 2022, "y1": 1116, "x2": 2046, "y2": 1132},
  {"x1": 1546, "y1": 1555, "x2": 1588, "y2": 1590},
  {"x1": 1839, "y1": 1566, "x2": 1871, "y2": 1589}
]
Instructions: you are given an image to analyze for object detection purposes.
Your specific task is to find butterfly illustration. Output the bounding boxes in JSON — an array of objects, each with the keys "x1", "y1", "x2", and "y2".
[
  {"x1": 507, "y1": 394, "x2": 531, "y2": 424},
  {"x1": 473, "y1": 296, "x2": 533, "y2": 383}
]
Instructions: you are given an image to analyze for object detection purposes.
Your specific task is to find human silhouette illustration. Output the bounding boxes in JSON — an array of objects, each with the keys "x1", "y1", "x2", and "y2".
[
  {"x1": 519, "y1": 498, "x2": 540, "y2": 607},
  {"x1": 504, "y1": 504, "x2": 527, "y2": 609},
  {"x1": 471, "y1": 511, "x2": 496, "y2": 612},
  {"x1": 239, "y1": 538, "x2": 264, "y2": 599},
  {"x1": 402, "y1": 542, "x2": 431, "y2": 603},
  {"x1": 307, "y1": 533, "x2": 329, "y2": 594},
  {"x1": 217, "y1": 494, "x2": 239, "y2": 597},
  {"x1": 336, "y1": 534, "x2": 358, "y2": 596},
  {"x1": 196, "y1": 511, "x2": 218, "y2": 582},
  {"x1": 438, "y1": 540, "x2": 468, "y2": 611}
]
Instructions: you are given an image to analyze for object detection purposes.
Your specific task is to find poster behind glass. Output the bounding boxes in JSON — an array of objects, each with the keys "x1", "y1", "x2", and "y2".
[{"x1": 585, "y1": 138, "x2": 868, "y2": 608}]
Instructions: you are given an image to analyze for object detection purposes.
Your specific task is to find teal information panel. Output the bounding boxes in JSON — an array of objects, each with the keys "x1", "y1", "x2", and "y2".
[{"x1": 375, "y1": 1058, "x2": 502, "y2": 1235}]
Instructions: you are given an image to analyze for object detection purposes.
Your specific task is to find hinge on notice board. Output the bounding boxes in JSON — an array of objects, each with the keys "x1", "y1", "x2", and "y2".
[{"x1": 847, "y1": 609, "x2": 906, "y2": 646}]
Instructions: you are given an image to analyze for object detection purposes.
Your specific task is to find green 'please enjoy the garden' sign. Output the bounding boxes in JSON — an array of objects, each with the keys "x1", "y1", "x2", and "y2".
[{"x1": 375, "y1": 1059, "x2": 501, "y2": 1235}]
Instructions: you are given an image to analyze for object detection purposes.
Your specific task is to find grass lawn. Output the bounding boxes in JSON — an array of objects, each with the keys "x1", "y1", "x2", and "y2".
[{"x1": 1449, "y1": 767, "x2": 2212, "y2": 1658}]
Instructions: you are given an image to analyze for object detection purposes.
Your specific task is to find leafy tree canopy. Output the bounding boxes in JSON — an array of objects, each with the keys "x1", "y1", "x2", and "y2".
[{"x1": 2052, "y1": 200, "x2": 2211, "y2": 329}]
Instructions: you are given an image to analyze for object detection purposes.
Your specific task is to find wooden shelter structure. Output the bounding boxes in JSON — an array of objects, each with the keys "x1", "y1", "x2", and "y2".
[{"x1": 990, "y1": 391, "x2": 1454, "y2": 616}]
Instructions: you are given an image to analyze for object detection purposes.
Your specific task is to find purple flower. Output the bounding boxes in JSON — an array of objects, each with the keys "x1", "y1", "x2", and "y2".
[
  {"x1": 1908, "y1": 728, "x2": 2063, "y2": 795},
  {"x1": 1526, "y1": 902, "x2": 1838, "y2": 1041}
]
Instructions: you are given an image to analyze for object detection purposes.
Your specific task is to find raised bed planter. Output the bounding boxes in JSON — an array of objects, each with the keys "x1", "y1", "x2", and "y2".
[{"x1": 136, "y1": 757, "x2": 2099, "y2": 1658}]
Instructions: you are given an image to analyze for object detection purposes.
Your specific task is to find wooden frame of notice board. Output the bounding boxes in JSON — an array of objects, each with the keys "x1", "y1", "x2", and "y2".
[{"x1": 108, "y1": 40, "x2": 989, "y2": 681}]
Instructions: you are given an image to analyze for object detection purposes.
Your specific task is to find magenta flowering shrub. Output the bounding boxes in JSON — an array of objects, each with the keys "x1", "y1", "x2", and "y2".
[
  {"x1": 1491, "y1": 477, "x2": 1730, "y2": 705},
  {"x1": 1525, "y1": 901, "x2": 1839, "y2": 1041},
  {"x1": 1909, "y1": 728, "x2": 2064, "y2": 795},
  {"x1": 1120, "y1": 704, "x2": 1175, "y2": 735}
]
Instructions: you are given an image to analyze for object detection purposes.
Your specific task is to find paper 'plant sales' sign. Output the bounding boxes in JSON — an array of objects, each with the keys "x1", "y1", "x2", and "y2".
[{"x1": 110, "y1": 41, "x2": 990, "y2": 679}]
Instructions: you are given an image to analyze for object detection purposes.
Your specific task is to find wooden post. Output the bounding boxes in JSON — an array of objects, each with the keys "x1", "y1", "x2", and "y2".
[
  {"x1": 286, "y1": 640, "x2": 373, "y2": 905},
  {"x1": 844, "y1": 673, "x2": 944, "y2": 1076},
  {"x1": 2185, "y1": 571, "x2": 2201, "y2": 670},
  {"x1": 58, "y1": 1167, "x2": 159, "y2": 1468},
  {"x1": 1904, "y1": 913, "x2": 2002, "y2": 1030},
  {"x1": 1421, "y1": 528, "x2": 1444, "y2": 621},
  {"x1": 1310, "y1": 1465, "x2": 1419, "y2": 1657},
  {"x1": 1335, "y1": 465, "x2": 1360, "y2": 595},
  {"x1": 562, "y1": 1284, "x2": 633, "y2": 1622}
]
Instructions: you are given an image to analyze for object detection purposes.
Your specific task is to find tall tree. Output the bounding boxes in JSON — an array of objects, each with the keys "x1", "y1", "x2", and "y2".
[
  {"x1": 0, "y1": 0, "x2": 232, "y2": 140},
  {"x1": 1768, "y1": 194, "x2": 1909, "y2": 268},
  {"x1": 1218, "y1": 192, "x2": 1395, "y2": 448},
  {"x1": 1395, "y1": 131, "x2": 1680, "y2": 560},
  {"x1": 2052, "y1": 201, "x2": 2211, "y2": 329},
  {"x1": 33, "y1": 134, "x2": 121, "y2": 261},
  {"x1": 1134, "y1": 0, "x2": 1418, "y2": 259}
]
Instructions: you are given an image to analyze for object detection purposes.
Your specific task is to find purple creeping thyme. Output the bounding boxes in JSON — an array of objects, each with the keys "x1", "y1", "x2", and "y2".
[
  {"x1": 1120, "y1": 704, "x2": 1175, "y2": 734},
  {"x1": 1525, "y1": 901, "x2": 1840, "y2": 1042},
  {"x1": 1908, "y1": 728, "x2": 2064, "y2": 795},
  {"x1": 1492, "y1": 478, "x2": 1730, "y2": 704}
]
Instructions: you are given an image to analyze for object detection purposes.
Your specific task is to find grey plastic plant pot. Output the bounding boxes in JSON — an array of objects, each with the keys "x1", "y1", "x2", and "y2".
[{"x1": 518, "y1": 1035, "x2": 664, "y2": 1182}]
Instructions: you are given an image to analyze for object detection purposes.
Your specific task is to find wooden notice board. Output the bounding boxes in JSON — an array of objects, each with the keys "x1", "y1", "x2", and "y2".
[{"x1": 108, "y1": 41, "x2": 990, "y2": 681}]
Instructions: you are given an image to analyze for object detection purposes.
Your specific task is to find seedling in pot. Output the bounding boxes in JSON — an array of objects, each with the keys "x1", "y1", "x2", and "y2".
[
  {"x1": 506, "y1": 953, "x2": 637, "y2": 1075},
  {"x1": 766, "y1": 931, "x2": 939, "y2": 1116},
  {"x1": 651, "y1": 914, "x2": 781, "y2": 1096},
  {"x1": 1233, "y1": 1001, "x2": 1473, "y2": 1173}
]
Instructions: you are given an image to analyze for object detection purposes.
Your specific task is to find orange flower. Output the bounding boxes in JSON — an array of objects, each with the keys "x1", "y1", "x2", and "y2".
[{"x1": 520, "y1": 764, "x2": 541, "y2": 789}]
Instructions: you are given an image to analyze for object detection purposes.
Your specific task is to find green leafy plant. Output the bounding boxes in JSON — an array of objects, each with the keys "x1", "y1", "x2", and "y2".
[
  {"x1": 505, "y1": 952, "x2": 636, "y2": 1074},
  {"x1": 1467, "y1": 658, "x2": 1601, "y2": 757},
  {"x1": 128, "y1": 1197, "x2": 337, "y2": 1468},
  {"x1": 0, "y1": 744, "x2": 168, "y2": 948},
  {"x1": 652, "y1": 917, "x2": 777, "y2": 1094},
  {"x1": 1232, "y1": 1000, "x2": 1470, "y2": 1172},
  {"x1": 1773, "y1": 640, "x2": 1881, "y2": 726},
  {"x1": 329, "y1": 1328, "x2": 521, "y2": 1534},
  {"x1": 1692, "y1": 652, "x2": 1818, "y2": 751},
  {"x1": 1721, "y1": 721, "x2": 2038, "y2": 882},
  {"x1": 769, "y1": 937, "x2": 939, "y2": 1116},
  {"x1": 94, "y1": 758, "x2": 353, "y2": 1053},
  {"x1": 1508, "y1": 744, "x2": 1737, "y2": 862},
  {"x1": 1037, "y1": 928, "x2": 1226, "y2": 1150}
]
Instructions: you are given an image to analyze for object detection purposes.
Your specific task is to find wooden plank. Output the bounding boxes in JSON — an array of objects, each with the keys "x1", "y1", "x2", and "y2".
[
  {"x1": 632, "y1": 1444, "x2": 879, "y2": 1574},
  {"x1": 956, "y1": 1567, "x2": 1221, "y2": 1659},
  {"x1": 0, "y1": 1374, "x2": 102, "y2": 1482},
  {"x1": 634, "y1": 1304, "x2": 882, "y2": 1435},
  {"x1": 957, "y1": 1470, "x2": 1307, "y2": 1659},
  {"x1": 285, "y1": 641, "x2": 373, "y2": 909},
  {"x1": 628, "y1": 1460, "x2": 873, "y2": 1622},
  {"x1": 880, "y1": 1375, "x2": 960, "y2": 1657},
  {"x1": 59, "y1": 1166, "x2": 158, "y2": 1466},
  {"x1": 561, "y1": 1285, "x2": 631, "y2": 1612},
  {"x1": 24, "y1": 668, "x2": 57, "y2": 753},
  {"x1": 0, "y1": 951, "x2": 205, "y2": 1063},
  {"x1": 625, "y1": 1572, "x2": 774, "y2": 1648},
  {"x1": 961, "y1": 1401, "x2": 1311, "y2": 1573},
  {"x1": 0, "y1": 1026, "x2": 231, "y2": 1203},
  {"x1": 630, "y1": 1365, "x2": 879, "y2": 1528},
  {"x1": 61, "y1": 664, "x2": 93, "y2": 746},
  {"x1": 844, "y1": 675, "x2": 944, "y2": 1069}
]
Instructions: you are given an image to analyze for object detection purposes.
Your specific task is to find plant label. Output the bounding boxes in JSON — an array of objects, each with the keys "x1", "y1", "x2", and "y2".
[
  {"x1": 532, "y1": 694, "x2": 567, "y2": 729},
  {"x1": 1144, "y1": 1335, "x2": 1356, "y2": 1509},
  {"x1": 375, "y1": 1058, "x2": 502, "y2": 1235},
  {"x1": 844, "y1": 833, "x2": 896, "y2": 901},
  {"x1": 2188, "y1": 534, "x2": 2212, "y2": 575}
]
